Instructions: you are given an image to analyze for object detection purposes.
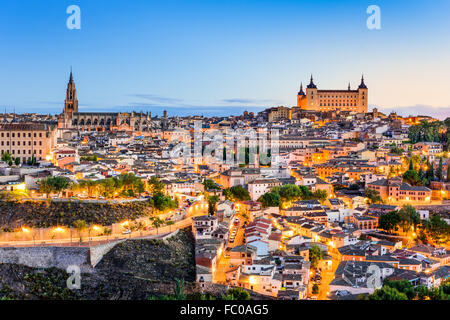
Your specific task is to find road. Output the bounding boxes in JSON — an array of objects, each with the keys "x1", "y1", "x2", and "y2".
[
  {"x1": 213, "y1": 212, "x2": 249, "y2": 283},
  {"x1": 307, "y1": 249, "x2": 340, "y2": 300},
  {"x1": 0, "y1": 201, "x2": 208, "y2": 248}
]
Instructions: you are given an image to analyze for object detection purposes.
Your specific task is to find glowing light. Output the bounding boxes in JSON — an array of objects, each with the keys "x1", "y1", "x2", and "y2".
[
  {"x1": 22, "y1": 227, "x2": 30, "y2": 233},
  {"x1": 249, "y1": 276, "x2": 257, "y2": 285},
  {"x1": 15, "y1": 183, "x2": 26, "y2": 191},
  {"x1": 92, "y1": 225, "x2": 101, "y2": 231},
  {"x1": 53, "y1": 227, "x2": 65, "y2": 233}
]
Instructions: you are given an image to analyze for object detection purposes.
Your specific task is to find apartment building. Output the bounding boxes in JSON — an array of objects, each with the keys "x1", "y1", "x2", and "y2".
[{"x1": 0, "y1": 123, "x2": 57, "y2": 162}]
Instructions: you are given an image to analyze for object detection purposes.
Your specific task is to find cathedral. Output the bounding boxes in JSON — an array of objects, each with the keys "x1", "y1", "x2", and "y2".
[
  {"x1": 297, "y1": 75, "x2": 368, "y2": 113},
  {"x1": 59, "y1": 71, "x2": 164, "y2": 134}
]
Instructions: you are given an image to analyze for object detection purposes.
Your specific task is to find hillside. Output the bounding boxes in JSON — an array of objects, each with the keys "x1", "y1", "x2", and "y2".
[{"x1": 0, "y1": 228, "x2": 196, "y2": 300}]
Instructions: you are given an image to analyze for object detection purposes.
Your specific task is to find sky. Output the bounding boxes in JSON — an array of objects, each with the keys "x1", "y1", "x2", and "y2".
[{"x1": 0, "y1": 0, "x2": 449, "y2": 118}]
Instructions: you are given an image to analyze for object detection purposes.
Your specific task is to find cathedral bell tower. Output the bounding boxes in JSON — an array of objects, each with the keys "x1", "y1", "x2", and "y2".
[{"x1": 64, "y1": 69, "x2": 78, "y2": 118}]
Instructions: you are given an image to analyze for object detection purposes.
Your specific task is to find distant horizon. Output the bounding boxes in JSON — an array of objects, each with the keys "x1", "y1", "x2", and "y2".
[
  {"x1": 1, "y1": 0, "x2": 449, "y2": 120},
  {"x1": 3, "y1": 102, "x2": 449, "y2": 120}
]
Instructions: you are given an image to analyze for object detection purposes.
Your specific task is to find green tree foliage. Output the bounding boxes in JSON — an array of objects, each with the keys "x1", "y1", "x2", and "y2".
[
  {"x1": 408, "y1": 120, "x2": 449, "y2": 146},
  {"x1": 365, "y1": 279, "x2": 449, "y2": 300},
  {"x1": 312, "y1": 284, "x2": 319, "y2": 295},
  {"x1": 398, "y1": 205, "x2": 421, "y2": 233},
  {"x1": 390, "y1": 146, "x2": 404, "y2": 156},
  {"x1": 378, "y1": 206, "x2": 419, "y2": 233},
  {"x1": 436, "y1": 157, "x2": 443, "y2": 181},
  {"x1": 203, "y1": 179, "x2": 220, "y2": 190},
  {"x1": 402, "y1": 169, "x2": 423, "y2": 186},
  {"x1": 207, "y1": 194, "x2": 220, "y2": 215},
  {"x1": 364, "y1": 188, "x2": 383, "y2": 204},
  {"x1": 14, "y1": 157, "x2": 21, "y2": 166},
  {"x1": 271, "y1": 184, "x2": 328, "y2": 205},
  {"x1": 148, "y1": 176, "x2": 165, "y2": 194},
  {"x1": 73, "y1": 219, "x2": 87, "y2": 242},
  {"x1": 1, "y1": 152, "x2": 12, "y2": 163},
  {"x1": 368, "y1": 286, "x2": 408, "y2": 300},
  {"x1": 224, "y1": 185, "x2": 251, "y2": 202},
  {"x1": 378, "y1": 211, "x2": 401, "y2": 232},
  {"x1": 258, "y1": 192, "x2": 281, "y2": 208},
  {"x1": 222, "y1": 288, "x2": 251, "y2": 300},
  {"x1": 151, "y1": 192, "x2": 177, "y2": 212},
  {"x1": 422, "y1": 215, "x2": 450, "y2": 245},
  {"x1": 73, "y1": 174, "x2": 145, "y2": 198},
  {"x1": 38, "y1": 176, "x2": 71, "y2": 198},
  {"x1": 271, "y1": 184, "x2": 302, "y2": 203},
  {"x1": 80, "y1": 154, "x2": 98, "y2": 162},
  {"x1": 309, "y1": 245, "x2": 323, "y2": 269}
]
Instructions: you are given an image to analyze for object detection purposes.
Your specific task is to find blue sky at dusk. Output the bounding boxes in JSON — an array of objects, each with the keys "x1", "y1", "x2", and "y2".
[{"x1": 0, "y1": 0, "x2": 449, "y2": 118}]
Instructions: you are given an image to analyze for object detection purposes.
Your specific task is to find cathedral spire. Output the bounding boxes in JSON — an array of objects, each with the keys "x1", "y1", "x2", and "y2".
[
  {"x1": 64, "y1": 69, "x2": 78, "y2": 117},
  {"x1": 307, "y1": 74, "x2": 317, "y2": 89},
  {"x1": 298, "y1": 82, "x2": 305, "y2": 96},
  {"x1": 69, "y1": 67, "x2": 73, "y2": 83},
  {"x1": 359, "y1": 74, "x2": 367, "y2": 89}
]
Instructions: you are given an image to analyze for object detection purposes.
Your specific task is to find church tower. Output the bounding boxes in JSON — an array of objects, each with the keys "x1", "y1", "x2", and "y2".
[
  {"x1": 297, "y1": 82, "x2": 307, "y2": 108},
  {"x1": 64, "y1": 69, "x2": 78, "y2": 117}
]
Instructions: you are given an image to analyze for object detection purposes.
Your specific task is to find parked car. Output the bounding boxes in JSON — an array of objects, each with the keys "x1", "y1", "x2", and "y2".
[{"x1": 122, "y1": 230, "x2": 131, "y2": 235}]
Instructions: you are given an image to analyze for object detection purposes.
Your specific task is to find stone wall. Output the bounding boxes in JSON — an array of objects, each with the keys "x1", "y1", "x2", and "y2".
[
  {"x1": 0, "y1": 246, "x2": 92, "y2": 273},
  {"x1": 90, "y1": 239, "x2": 126, "y2": 268}
]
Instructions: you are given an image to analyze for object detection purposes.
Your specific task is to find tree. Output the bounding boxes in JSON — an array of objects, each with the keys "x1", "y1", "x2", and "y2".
[
  {"x1": 222, "y1": 288, "x2": 251, "y2": 300},
  {"x1": 309, "y1": 245, "x2": 323, "y2": 269},
  {"x1": 224, "y1": 185, "x2": 250, "y2": 202},
  {"x1": 271, "y1": 184, "x2": 303, "y2": 204},
  {"x1": 408, "y1": 159, "x2": 414, "y2": 171},
  {"x1": 38, "y1": 179, "x2": 53, "y2": 198},
  {"x1": 389, "y1": 146, "x2": 404, "y2": 156},
  {"x1": 104, "y1": 227, "x2": 112, "y2": 240},
  {"x1": 436, "y1": 157, "x2": 443, "y2": 181},
  {"x1": 368, "y1": 286, "x2": 408, "y2": 300},
  {"x1": 258, "y1": 192, "x2": 281, "y2": 208},
  {"x1": 148, "y1": 176, "x2": 165, "y2": 194},
  {"x1": 14, "y1": 157, "x2": 20, "y2": 166},
  {"x1": 39, "y1": 176, "x2": 71, "y2": 198},
  {"x1": 425, "y1": 161, "x2": 435, "y2": 182},
  {"x1": 151, "y1": 217, "x2": 165, "y2": 234},
  {"x1": 207, "y1": 194, "x2": 219, "y2": 215},
  {"x1": 378, "y1": 211, "x2": 401, "y2": 233},
  {"x1": 151, "y1": 192, "x2": 177, "y2": 212},
  {"x1": 312, "y1": 189, "x2": 328, "y2": 203},
  {"x1": 312, "y1": 284, "x2": 319, "y2": 295},
  {"x1": 398, "y1": 205, "x2": 420, "y2": 233},
  {"x1": 365, "y1": 189, "x2": 383, "y2": 205},
  {"x1": 1, "y1": 152, "x2": 12, "y2": 163},
  {"x1": 203, "y1": 179, "x2": 220, "y2": 190},
  {"x1": 73, "y1": 219, "x2": 87, "y2": 243},
  {"x1": 402, "y1": 170, "x2": 422, "y2": 186},
  {"x1": 382, "y1": 279, "x2": 416, "y2": 300},
  {"x1": 422, "y1": 215, "x2": 450, "y2": 245}
]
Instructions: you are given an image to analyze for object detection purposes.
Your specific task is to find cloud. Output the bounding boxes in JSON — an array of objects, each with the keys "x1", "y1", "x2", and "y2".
[
  {"x1": 373, "y1": 104, "x2": 450, "y2": 120},
  {"x1": 127, "y1": 94, "x2": 184, "y2": 105},
  {"x1": 221, "y1": 98, "x2": 281, "y2": 105}
]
